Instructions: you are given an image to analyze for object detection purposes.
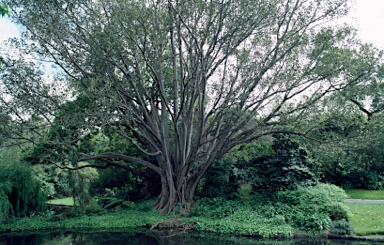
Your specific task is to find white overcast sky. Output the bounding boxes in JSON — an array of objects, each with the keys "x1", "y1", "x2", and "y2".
[{"x1": 0, "y1": 0, "x2": 384, "y2": 48}]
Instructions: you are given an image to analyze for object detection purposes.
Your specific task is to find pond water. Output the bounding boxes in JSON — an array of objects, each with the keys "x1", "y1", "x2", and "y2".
[{"x1": 0, "y1": 231, "x2": 383, "y2": 245}]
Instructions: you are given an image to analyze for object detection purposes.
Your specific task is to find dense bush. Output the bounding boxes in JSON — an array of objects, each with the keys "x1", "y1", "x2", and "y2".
[
  {"x1": 321, "y1": 164, "x2": 384, "y2": 190},
  {"x1": 199, "y1": 158, "x2": 239, "y2": 198},
  {"x1": 91, "y1": 166, "x2": 160, "y2": 201},
  {"x1": 0, "y1": 162, "x2": 46, "y2": 221},
  {"x1": 330, "y1": 219, "x2": 354, "y2": 235},
  {"x1": 277, "y1": 183, "x2": 351, "y2": 233},
  {"x1": 189, "y1": 197, "x2": 240, "y2": 219},
  {"x1": 339, "y1": 170, "x2": 384, "y2": 190},
  {"x1": 201, "y1": 135, "x2": 319, "y2": 198},
  {"x1": 251, "y1": 134, "x2": 319, "y2": 193},
  {"x1": 192, "y1": 183, "x2": 347, "y2": 235},
  {"x1": 32, "y1": 164, "x2": 71, "y2": 198}
]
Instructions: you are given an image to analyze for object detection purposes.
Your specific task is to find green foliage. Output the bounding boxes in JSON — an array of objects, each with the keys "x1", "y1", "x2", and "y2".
[
  {"x1": 32, "y1": 164, "x2": 71, "y2": 198},
  {"x1": 200, "y1": 158, "x2": 238, "y2": 198},
  {"x1": 0, "y1": 180, "x2": 12, "y2": 222},
  {"x1": 193, "y1": 207, "x2": 295, "y2": 238},
  {"x1": 0, "y1": 185, "x2": 350, "y2": 237},
  {"x1": 277, "y1": 184, "x2": 350, "y2": 233},
  {"x1": 0, "y1": 201, "x2": 163, "y2": 233},
  {"x1": 84, "y1": 130, "x2": 160, "y2": 201},
  {"x1": 303, "y1": 92, "x2": 384, "y2": 190},
  {"x1": 292, "y1": 212, "x2": 332, "y2": 233},
  {"x1": 237, "y1": 183, "x2": 252, "y2": 204},
  {"x1": 329, "y1": 220, "x2": 354, "y2": 235},
  {"x1": 251, "y1": 134, "x2": 319, "y2": 193},
  {"x1": 68, "y1": 162, "x2": 99, "y2": 214},
  {"x1": 0, "y1": 3, "x2": 9, "y2": 17},
  {"x1": 190, "y1": 198, "x2": 294, "y2": 237},
  {"x1": 340, "y1": 170, "x2": 384, "y2": 190},
  {"x1": 321, "y1": 161, "x2": 384, "y2": 190},
  {"x1": 192, "y1": 184, "x2": 345, "y2": 235},
  {"x1": 189, "y1": 197, "x2": 240, "y2": 219},
  {"x1": 201, "y1": 135, "x2": 318, "y2": 199},
  {"x1": 2, "y1": 0, "x2": 380, "y2": 215},
  {"x1": 83, "y1": 199, "x2": 104, "y2": 215},
  {"x1": 0, "y1": 161, "x2": 46, "y2": 221},
  {"x1": 91, "y1": 167, "x2": 157, "y2": 201}
]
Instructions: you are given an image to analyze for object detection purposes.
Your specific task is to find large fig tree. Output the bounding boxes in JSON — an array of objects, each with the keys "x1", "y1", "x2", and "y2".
[{"x1": 0, "y1": 0, "x2": 382, "y2": 214}]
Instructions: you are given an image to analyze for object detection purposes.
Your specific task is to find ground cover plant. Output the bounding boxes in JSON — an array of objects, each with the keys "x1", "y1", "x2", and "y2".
[
  {"x1": 189, "y1": 184, "x2": 350, "y2": 237},
  {"x1": 0, "y1": 200, "x2": 164, "y2": 233},
  {"x1": 345, "y1": 190, "x2": 384, "y2": 200},
  {"x1": 347, "y1": 203, "x2": 384, "y2": 236},
  {"x1": 0, "y1": 184, "x2": 351, "y2": 238}
]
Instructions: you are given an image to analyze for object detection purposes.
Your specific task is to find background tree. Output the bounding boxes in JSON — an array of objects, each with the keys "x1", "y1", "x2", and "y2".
[
  {"x1": 295, "y1": 79, "x2": 384, "y2": 190},
  {"x1": 0, "y1": 145, "x2": 46, "y2": 221},
  {"x1": 1, "y1": 0, "x2": 382, "y2": 214}
]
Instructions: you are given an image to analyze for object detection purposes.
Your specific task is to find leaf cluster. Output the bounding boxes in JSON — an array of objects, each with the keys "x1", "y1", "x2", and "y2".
[{"x1": 0, "y1": 2, "x2": 9, "y2": 17}]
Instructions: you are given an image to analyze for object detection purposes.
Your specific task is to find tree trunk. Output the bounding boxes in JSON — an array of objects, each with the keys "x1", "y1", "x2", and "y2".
[{"x1": 153, "y1": 168, "x2": 201, "y2": 215}]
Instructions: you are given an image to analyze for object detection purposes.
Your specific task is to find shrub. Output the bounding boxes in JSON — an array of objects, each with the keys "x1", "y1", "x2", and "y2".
[
  {"x1": 251, "y1": 134, "x2": 319, "y2": 193},
  {"x1": 277, "y1": 183, "x2": 350, "y2": 233},
  {"x1": 294, "y1": 212, "x2": 332, "y2": 233},
  {"x1": 330, "y1": 220, "x2": 354, "y2": 235},
  {"x1": 85, "y1": 199, "x2": 105, "y2": 214},
  {"x1": 189, "y1": 197, "x2": 240, "y2": 219},
  {"x1": 237, "y1": 183, "x2": 252, "y2": 204},
  {"x1": 201, "y1": 135, "x2": 319, "y2": 199},
  {"x1": 200, "y1": 158, "x2": 238, "y2": 199},
  {"x1": 331, "y1": 169, "x2": 384, "y2": 190},
  {"x1": 32, "y1": 164, "x2": 71, "y2": 198}
]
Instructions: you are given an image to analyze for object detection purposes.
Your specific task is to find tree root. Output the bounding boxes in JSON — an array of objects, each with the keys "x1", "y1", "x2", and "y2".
[{"x1": 150, "y1": 218, "x2": 196, "y2": 233}]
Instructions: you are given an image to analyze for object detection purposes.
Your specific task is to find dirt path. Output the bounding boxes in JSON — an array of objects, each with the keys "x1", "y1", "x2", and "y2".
[{"x1": 346, "y1": 199, "x2": 384, "y2": 204}]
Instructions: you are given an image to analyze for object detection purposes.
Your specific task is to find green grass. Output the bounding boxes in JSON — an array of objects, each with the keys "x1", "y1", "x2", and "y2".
[
  {"x1": 345, "y1": 189, "x2": 384, "y2": 200},
  {"x1": 47, "y1": 197, "x2": 75, "y2": 206},
  {"x1": 347, "y1": 203, "x2": 384, "y2": 236},
  {"x1": 0, "y1": 200, "x2": 166, "y2": 233}
]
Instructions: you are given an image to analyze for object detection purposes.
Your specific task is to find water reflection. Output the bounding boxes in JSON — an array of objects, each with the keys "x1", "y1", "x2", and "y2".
[{"x1": 0, "y1": 232, "x2": 382, "y2": 245}]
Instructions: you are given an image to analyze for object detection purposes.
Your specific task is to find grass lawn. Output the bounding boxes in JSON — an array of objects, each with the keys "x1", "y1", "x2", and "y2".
[
  {"x1": 347, "y1": 203, "x2": 384, "y2": 236},
  {"x1": 47, "y1": 197, "x2": 74, "y2": 206},
  {"x1": 345, "y1": 189, "x2": 384, "y2": 200}
]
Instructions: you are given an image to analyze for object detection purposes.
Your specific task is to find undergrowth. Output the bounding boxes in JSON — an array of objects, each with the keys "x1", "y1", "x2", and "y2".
[
  {"x1": 0, "y1": 184, "x2": 351, "y2": 238},
  {"x1": 188, "y1": 183, "x2": 351, "y2": 237}
]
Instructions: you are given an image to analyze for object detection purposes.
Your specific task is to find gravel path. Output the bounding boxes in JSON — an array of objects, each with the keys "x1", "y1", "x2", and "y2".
[{"x1": 346, "y1": 199, "x2": 384, "y2": 204}]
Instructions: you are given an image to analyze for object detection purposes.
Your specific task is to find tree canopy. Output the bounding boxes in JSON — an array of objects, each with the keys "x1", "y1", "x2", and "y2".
[
  {"x1": 1, "y1": 0, "x2": 383, "y2": 214},
  {"x1": 0, "y1": 3, "x2": 9, "y2": 17}
]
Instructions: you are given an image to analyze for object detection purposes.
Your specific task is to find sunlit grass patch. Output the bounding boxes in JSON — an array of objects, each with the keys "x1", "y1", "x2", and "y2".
[
  {"x1": 347, "y1": 203, "x2": 384, "y2": 236},
  {"x1": 345, "y1": 190, "x2": 384, "y2": 200},
  {"x1": 47, "y1": 197, "x2": 74, "y2": 206}
]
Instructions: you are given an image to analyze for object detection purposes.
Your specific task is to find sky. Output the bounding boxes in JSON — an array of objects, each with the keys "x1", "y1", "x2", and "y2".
[
  {"x1": 350, "y1": 0, "x2": 384, "y2": 49},
  {"x1": 1, "y1": 0, "x2": 384, "y2": 48}
]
